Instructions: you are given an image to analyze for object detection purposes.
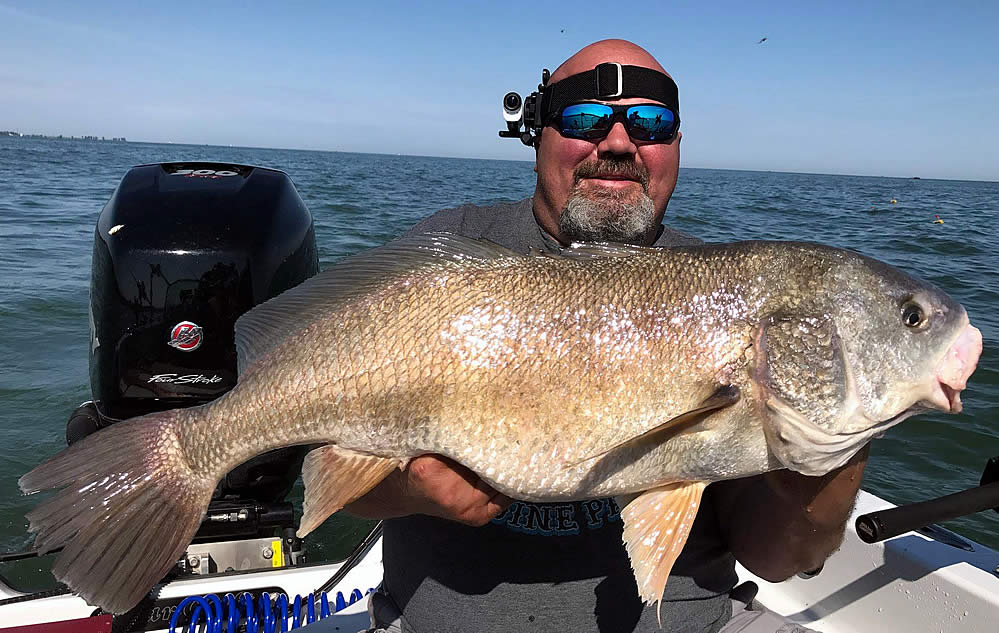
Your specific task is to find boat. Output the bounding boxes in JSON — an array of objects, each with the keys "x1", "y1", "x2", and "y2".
[
  {"x1": 2, "y1": 489, "x2": 997, "y2": 632},
  {"x1": 0, "y1": 527, "x2": 383, "y2": 632},
  {"x1": 2, "y1": 162, "x2": 996, "y2": 632},
  {"x1": 738, "y1": 489, "x2": 999, "y2": 633}
]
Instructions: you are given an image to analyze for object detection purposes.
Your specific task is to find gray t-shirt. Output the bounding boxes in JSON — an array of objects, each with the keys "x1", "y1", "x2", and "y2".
[{"x1": 383, "y1": 198, "x2": 737, "y2": 633}]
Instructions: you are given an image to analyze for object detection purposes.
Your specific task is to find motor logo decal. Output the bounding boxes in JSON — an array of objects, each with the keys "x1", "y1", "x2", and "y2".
[
  {"x1": 168, "y1": 321, "x2": 203, "y2": 351},
  {"x1": 147, "y1": 374, "x2": 223, "y2": 385},
  {"x1": 171, "y1": 169, "x2": 239, "y2": 178}
]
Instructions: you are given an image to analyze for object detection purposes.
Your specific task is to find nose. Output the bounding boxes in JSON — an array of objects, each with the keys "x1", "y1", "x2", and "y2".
[{"x1": 596, "y1": 121, "x2": 637, "y2": 157}]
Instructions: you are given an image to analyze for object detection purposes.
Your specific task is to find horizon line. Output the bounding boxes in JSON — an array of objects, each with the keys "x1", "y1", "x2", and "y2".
[{"x1": 2, "y1": 134, "x2": 995, "y2": 184}]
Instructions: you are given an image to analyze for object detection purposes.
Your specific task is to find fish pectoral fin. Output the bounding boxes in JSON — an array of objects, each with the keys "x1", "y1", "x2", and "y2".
[
  {"x1": 299, "y1": 445, "x2": 400, "y2": 537},
  {"x1": 617, "y1": 481, "x2": 708, "y2": 625},
  {"x1": 567, "y1": 385, "x2": 740, "y2": 468}
]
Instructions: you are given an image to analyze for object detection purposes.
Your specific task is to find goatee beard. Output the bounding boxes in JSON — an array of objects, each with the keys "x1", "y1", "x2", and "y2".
[{"x1": 558, "y1": 159, "x2": 657, "y2": 245}]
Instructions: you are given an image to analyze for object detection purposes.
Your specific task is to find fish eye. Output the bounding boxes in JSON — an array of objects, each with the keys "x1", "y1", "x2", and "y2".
[{"x1": 901, "y1": 301, "x2": 928, "y2": 329}]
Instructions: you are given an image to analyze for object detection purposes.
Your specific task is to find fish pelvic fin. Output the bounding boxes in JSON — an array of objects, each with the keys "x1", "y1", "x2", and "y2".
[
  {"x1": 298, "y1": 445, "x2": 401, "y2": 537},
  {"x1": 617, "y1": 481, "x2": 708, "y2": 626},
  {"x1": 19, "y1": 410, "x2": 215, "y2": 614},
  {"x1": 567, "y1": 385, "x2": 740, "y2": 469}
]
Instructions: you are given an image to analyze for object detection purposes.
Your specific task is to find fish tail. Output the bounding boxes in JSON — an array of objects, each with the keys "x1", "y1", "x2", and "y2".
[{"x1": 19, "y1": 409, "x2": 215, "y2": 614}]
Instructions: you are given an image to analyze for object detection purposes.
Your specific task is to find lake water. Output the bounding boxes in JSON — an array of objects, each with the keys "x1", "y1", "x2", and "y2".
[{"x1": 1, "y1": 137, "x2": 996, "y2": 589}]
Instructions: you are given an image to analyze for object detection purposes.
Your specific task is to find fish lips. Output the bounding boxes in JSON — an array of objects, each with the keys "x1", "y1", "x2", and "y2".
[{"x1": 925, "y1": 322, "x2": 983, "y2": 414}]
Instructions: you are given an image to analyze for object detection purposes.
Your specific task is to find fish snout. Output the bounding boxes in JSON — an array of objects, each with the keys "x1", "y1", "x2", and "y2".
[{"x1": 927, "y1": 324, "x2": 983, "y2": 413}]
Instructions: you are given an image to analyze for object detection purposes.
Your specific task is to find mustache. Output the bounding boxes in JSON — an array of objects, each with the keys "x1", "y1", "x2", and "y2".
[{"x1": 573, "y1": 159, "x2": 650, "y2": 189}]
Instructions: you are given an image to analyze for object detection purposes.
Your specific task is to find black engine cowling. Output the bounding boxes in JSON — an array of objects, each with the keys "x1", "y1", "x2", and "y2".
[{"x1": 70, "y1": 162, "x2": 319, "y2": 510}]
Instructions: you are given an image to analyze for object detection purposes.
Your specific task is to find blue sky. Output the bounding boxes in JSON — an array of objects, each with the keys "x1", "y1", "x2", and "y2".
[{"x1": 1, "y1": 1, "x2": 996, "y2": 181}]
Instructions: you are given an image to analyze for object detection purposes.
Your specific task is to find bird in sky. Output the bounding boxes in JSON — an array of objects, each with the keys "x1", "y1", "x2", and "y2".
[{"x1": 758, "y1": 36, "x2": 768, "y2": 44}]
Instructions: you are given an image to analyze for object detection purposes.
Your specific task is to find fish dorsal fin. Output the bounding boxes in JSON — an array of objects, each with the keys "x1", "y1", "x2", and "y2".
[
  {"x1": 298, "y1": 444, "x2": 401, "y2": 537},
  {"x1": 234, "y1": 233, "x2": 521, "y2": 375},
  {"x1": 568, "y1": 385, "x2": 740, "y2": 468},
  {"x1": 562, "y1": 241, "x2": 659, "y2": 259},
  {"x1": 617, "y1": 481, "x2": 708, "y2": 624}
]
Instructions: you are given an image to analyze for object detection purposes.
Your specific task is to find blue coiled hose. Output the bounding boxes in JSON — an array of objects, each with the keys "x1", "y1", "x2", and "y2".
[{"x1": 168, "y1": 587, "x2": 373, "y2": 633}]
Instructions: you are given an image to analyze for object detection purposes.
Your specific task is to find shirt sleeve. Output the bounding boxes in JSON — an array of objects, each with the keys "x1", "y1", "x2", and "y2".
[{"x1": 401, "y1": 206, "x2": 470, "y2": 239}]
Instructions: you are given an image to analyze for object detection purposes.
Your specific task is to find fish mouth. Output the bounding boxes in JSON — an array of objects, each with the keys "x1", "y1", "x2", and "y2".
[
  {"x1": 920, "y1": 322, "x2": 983, "y2": 414},
  {"x1": 921, "y1": 382, "x2": 962, "y2": 413}
]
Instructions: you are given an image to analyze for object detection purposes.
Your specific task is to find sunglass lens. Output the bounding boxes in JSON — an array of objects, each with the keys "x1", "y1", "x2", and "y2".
[
  {"x1": 559, "y1": 103, "x2": 614, "y2": 139},
  {"x1": 625, "y1": 105, "x2": 677, "y2": 141}
]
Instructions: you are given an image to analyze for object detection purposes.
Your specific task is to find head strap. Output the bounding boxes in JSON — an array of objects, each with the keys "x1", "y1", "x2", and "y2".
[{"x1": 539, "y1": 62, "x2": 679, "y2": 125}]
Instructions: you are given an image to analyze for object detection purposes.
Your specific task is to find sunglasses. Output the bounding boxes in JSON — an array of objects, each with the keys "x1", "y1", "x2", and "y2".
[{"x1": 550, "y1": 102, "x2": 679, "y2": 143}]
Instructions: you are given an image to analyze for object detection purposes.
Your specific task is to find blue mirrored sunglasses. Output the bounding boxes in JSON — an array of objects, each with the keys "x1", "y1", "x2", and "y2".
[{"x1": 552, "y1": 102, "x2": 679, "y2": 142}]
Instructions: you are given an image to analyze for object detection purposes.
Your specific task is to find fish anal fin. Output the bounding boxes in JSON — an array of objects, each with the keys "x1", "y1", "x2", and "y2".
[
  {"x1": 617, "y1": 481, "x2": 708, "y2": 625},
  {"x1": 299, "y1": 445, "x2": 400, "y2": 537},
  {"x1": 569, "y1": 385, "x2": 740, "y2": 468}
]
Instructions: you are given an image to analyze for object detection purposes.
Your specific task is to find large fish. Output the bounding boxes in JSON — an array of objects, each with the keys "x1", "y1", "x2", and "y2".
[{"x1": 20, "y1": 235, "x2": 982, "y2": 615}]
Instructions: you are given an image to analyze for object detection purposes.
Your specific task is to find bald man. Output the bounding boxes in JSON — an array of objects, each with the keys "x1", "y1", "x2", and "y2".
[{"x1": 346, "y1": 39, "x2": 860, "y2": 633}]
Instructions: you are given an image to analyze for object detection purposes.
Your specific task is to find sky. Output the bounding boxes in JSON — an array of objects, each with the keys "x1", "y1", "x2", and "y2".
[{"x1": 1, "y1": 1, "x2": 997, "y2": 181}]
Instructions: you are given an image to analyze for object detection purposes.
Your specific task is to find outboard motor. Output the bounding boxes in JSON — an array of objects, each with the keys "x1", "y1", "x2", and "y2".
[{"x1": 66, "y1": 162, "x2": 319, "y2": 575}]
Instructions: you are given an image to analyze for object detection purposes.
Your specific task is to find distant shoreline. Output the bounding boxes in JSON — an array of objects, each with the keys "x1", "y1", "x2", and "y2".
[{"x1": 1, "y1": 131, "x2": 127, "y2": 142}]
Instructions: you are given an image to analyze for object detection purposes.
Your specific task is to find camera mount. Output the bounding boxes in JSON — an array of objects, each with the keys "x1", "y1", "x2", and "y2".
[
  {"x1": 498, "y1": 64, "x2": 678, "y2": 147},
  {"x1": 498, "y1": 69, "x2": 550, "y2": 146}
]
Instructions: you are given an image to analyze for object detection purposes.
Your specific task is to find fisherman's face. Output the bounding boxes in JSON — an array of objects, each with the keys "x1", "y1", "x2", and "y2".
[{"x1": 533, "y1": 96, "x2": 681, "y2": 246}]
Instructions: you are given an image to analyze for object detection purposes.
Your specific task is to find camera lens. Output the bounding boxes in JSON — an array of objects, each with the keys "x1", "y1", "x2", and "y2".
[{"x1": 504, "y1": 92, "x2": 522, "y2": 112}]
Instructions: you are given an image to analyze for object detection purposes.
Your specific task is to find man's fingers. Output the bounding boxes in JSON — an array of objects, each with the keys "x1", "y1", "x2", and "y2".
[
  {"x1": 472, "y1": 473, "x2": 513, "y2": 511},
  {"x1": 343, "y1": 454, "x2": 515, "y2": 523},
  {"x1": 455, "y1": 477, "x2": 513, "y2": 526},
  {"x1": 405, "y1": 454, "x2": 512, "y2": 526},
  {"x1": 484, "y1": 490, "x2": 514, "y2": 518}
]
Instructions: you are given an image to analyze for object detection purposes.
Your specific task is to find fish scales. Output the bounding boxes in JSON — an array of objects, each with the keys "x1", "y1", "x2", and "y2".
[{"x1": 177, "y1": 242, "x2": 835, "y2": 496}]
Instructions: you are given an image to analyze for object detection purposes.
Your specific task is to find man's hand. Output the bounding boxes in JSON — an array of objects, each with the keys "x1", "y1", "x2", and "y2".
[
  {"x1": 344, "y1": 454, "x2": 513, "y2": 526},
  {"x1": 711, "y1": 444, "x2": 870, "y2": 581}
]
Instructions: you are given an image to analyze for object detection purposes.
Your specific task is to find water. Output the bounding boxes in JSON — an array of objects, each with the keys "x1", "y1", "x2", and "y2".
[{"x1": 1, "y1": 137, "x2": 997, "y2": 590}]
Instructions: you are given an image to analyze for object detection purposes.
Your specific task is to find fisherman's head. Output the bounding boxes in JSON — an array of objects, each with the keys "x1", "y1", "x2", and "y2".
[{"x1": 532, "y1": 39, "x2": 681, "y2": 246}]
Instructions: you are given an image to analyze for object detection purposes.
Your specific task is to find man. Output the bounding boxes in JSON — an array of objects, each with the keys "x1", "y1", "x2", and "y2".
[{"x1": 345, "y1": 39, "x2": 868, "y2": 633}]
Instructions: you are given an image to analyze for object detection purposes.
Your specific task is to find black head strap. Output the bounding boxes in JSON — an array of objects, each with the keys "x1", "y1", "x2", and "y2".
[{"x1": 538, "y1": 62, "x2": 679, "y2": 125}]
